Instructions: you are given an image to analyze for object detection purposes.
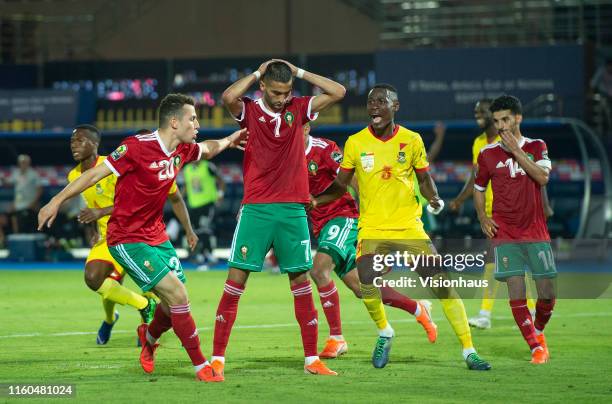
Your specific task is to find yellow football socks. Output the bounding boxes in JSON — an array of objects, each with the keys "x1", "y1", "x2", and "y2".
[
  {"x1": 360, "y1": 283, "x2": 390, "y2": 331},
  {"x1": 102, "y1": 298, "x2": 116, "y2": 324},
  {"x1": 96, "y1": 278, "x2": 148, "y2": 310},
  {"x1": 480, "y1": 263, "x2": 499, "y2": 313},
  {"x1": 441, "y1": 297, "x2": 473, "y2": 350}
]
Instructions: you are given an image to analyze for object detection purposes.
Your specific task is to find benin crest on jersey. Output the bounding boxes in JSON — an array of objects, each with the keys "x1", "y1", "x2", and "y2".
[
  {"x1": 360, "y1": 152, "x2": 375, "y2": 172},
  {"x1": 111, "y1": 145, "x2": 127, "y2": 161},
  {"x1": 308, "y1": 160, "x2": 318, "y2": 175},
  {"x1": 173, "y1": 155, "x2": 181, "y2": 167},
  {"x1": 397, "y1": 151, "x2": 406, "y2": 163},
  {"x1": 331, "y1": 151, "x2": 343, "y2": 164},
  {"x1": 284, "y1": 111, "x2": 295, "y2": 127},
  {"x1": 95, "y1": 183, "x2": 103, "y2": 194}
]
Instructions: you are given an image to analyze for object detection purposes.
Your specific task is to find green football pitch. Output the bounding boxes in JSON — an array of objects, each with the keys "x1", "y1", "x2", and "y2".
[{"x1": 1, "y1": 270, "x2": 611, "y2": 403}]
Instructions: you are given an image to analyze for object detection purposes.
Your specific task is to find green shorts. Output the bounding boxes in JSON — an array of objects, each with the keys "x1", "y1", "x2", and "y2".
[
  {"x1": 316, "y1": 217, "x2": 358, "y2": 279},
  {"x1": 228, "y1": 203, "x2": 312, "y2": 273},
  {"x1": 494, "y1": 242, "x2": 557, "y2": 280},
  {"x1": 109, "y1": 240, "x2": 185, "y2": 292}
]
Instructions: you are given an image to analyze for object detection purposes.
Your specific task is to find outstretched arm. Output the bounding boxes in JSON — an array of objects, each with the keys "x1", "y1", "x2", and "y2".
[
  {"x1": 38, "y1": 163, "x2": 112, "y2": 230},
  {"x1": 199, "y1": 128, "x2": 248, "y2": 160}
]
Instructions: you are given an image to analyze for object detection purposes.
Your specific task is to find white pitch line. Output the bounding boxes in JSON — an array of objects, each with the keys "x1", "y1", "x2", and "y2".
[{"x1": 1, "y1": 311, "x2": 611, "y2": 340}]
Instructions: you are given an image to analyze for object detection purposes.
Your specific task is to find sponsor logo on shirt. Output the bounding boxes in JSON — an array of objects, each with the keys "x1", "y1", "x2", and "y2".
[{"x1": 110, "y1": 145, "x2": 127, "y2": 161}]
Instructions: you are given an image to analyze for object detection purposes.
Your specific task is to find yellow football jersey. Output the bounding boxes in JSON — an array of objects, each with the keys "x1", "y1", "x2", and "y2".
[
  {"x1": 68, "y1": 156, "x2": 178, "y2": 240},
  {"x1": 341, "y1": 125, "x2": 429, "y2": 231},
  {"x1": 472, "y1": 132, "x2": 500, "y2": 217},
  {"x1": 68, "y1": 156, "x2": 116, "y2": 240}
]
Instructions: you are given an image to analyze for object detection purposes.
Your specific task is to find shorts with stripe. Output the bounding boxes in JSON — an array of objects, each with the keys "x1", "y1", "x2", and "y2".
[
  {"x1": 316, "y1": 216, "x2": 358, "y2": 278},
  {"x1": 228, "y1": 203, "x2": 312, "y2": 274},
  {"x1": 109, "y1": 241, "x2": 186, "y2": 292}
]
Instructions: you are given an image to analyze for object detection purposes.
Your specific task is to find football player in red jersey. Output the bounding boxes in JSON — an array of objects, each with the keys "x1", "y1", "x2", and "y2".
[
  {"x1": 475, "y1": 95, "x2": 557, "y2": 364},
  {"x1": 303, "y1": 123, "x2": 438, "y2": 359},
  {"x1": 211, "y1": 60, "x2": 345, "y2": 377},
  {"x1": 38, "y1": 93, "x2": 247, "y2": 382}
]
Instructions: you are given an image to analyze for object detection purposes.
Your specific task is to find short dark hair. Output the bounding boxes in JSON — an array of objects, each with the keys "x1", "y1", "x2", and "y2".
[
  {"x1": 262, "y1": 62, "x2": 293, "y2": 83},
  {"x1": 476, "y1": 98, "x2": 493, "y2": 107},
  {"x1": 490, "y1": 95, "x2": 522, "y2": 115},
  {"x1": 74, "y1": 124, "x2": 101, "y2": 143},
  {"x1": 158, "y1": 93, "x2": 195, "y2": 128},
  {"x1": 371, "y1": 83, "x2": 398, "y2": 95}
]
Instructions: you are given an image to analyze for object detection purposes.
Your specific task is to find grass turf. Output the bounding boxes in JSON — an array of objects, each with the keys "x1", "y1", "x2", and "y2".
[{"x1": 0, "y1": 270, "x2": 611, "y2": 403}]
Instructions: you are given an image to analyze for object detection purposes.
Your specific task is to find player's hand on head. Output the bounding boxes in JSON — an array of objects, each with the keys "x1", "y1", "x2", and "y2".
[
  {"x1": 270, "y1": 59, "x2": 298, "y2": 76},
  {"x1": 257, "y1": 60, "x2": 275, "y2": 76}
]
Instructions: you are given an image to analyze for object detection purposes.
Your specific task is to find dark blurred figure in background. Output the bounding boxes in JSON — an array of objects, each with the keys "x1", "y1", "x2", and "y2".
[
  {"x1": 9, "y1": 154, "x2": 42, "y2": 234},
  {"x1": 590, "y1": 58, "x2": 612, "y2": 102},
  {"x1": 183, "y1": 159, "x2": 225, "y2": 269}
]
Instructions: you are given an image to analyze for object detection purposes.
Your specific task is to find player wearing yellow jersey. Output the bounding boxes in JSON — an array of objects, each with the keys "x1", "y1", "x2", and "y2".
[
  {"x1": 449, "y1": 100, "x2": 552, "y2": 329},
  {"x1": 69, "y1": 125, "x2": 198, "y2": 345},
  {"x1": 315, "y1": 84, "x2": 490, "y2": 370}
]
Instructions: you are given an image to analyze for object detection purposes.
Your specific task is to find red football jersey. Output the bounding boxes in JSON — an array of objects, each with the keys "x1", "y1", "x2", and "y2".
[
  {"x1": 474, "y1": 136, "x2": 551, "y2": 243},
  {"x1": 306, "y1": 136, "x2": 359, "y2": 237},
  {"x1": 236, "y1": 96, "x2": 317, "y2": 204},
  {"x1": 104, "y1": 131, "x2": 202, "y2": 246}
]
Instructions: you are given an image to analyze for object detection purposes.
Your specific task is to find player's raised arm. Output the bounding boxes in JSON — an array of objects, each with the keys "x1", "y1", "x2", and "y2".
[
  {"x1": 38, "y1": 162, "x2": 113, "y2": 230},
  {"x1": 222, "y1": 60, "x2": 275, "y2": 118},
  {"x1": 199, "y1": 128, "x2": 248, "y2": 160},
  {"x1": 499, "y1": 131, "x2": 550, "y2": 186},
  {"x1": 273, "y1": 59, "x2": 346, "y2": 113},
  {"x1": 450, "y1": 169, "x2": 476, "y2": 211}
]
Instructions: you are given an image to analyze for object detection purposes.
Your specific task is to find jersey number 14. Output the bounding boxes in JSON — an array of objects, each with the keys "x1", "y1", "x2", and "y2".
[{"x1": 503, "y1": 158, "x2": 526, "y2": 178}]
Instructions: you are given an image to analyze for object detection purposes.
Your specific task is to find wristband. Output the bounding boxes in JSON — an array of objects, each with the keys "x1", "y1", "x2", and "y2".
[
  {"x1": 426, "y1": 199, "x2": 445, "y2": 215},
  {"x1": 253, "y1": 71, "x2": 261, "y2": 80},
  {"x1": 296, "y1": 68, "x2": 305, "y2": 79}
]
